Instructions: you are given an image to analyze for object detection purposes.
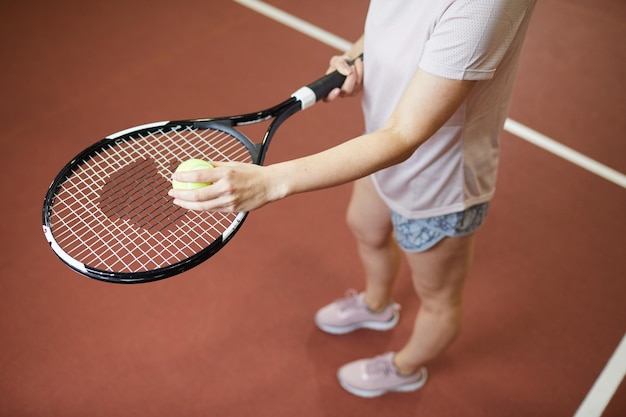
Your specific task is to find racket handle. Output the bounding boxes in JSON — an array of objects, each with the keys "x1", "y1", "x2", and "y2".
[
  {"x1": 310, "y1": 54, "x2": 363, "y2": 100},
  {"x1": 293, "y1": 54, "x2": 363, "y2": 110},
  {"x1": 306, "y1": 71, "x2": 349, "y2": 101}
]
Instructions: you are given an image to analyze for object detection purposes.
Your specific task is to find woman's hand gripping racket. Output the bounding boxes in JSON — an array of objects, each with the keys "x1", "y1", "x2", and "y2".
[{"x1": 42, "y1": 55, "x2": 362, "y2": 284}]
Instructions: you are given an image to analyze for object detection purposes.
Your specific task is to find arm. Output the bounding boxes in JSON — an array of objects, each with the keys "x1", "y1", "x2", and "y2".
[
  {"x1": 169, "y1": 68, "x2": 475, "y2": 212},
  {"x1": 274, "y1": 69, "x2": 476, "y2": 195}
]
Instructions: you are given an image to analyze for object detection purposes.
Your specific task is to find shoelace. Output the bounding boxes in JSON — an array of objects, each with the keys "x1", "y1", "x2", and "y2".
[
  {"x1": 337, "y1": 289, "x2": 361, "y2": 313},
  {"x1": 365, "y1": 355, "x2": 396, "y2": 378}
]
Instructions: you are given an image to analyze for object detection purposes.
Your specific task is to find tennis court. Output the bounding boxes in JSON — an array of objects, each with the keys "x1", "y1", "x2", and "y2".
[{"x1": 1, "y1": 0, "x2": 624, "y2": 416}]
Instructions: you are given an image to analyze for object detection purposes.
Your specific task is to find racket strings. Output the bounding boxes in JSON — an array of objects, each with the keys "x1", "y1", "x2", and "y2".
[
  {"x1": 98, "y1": 157, "x2": 184, "y2": 233},
  {"x1": 49, "y1": 126, "x2": 252, "y2": 273}
]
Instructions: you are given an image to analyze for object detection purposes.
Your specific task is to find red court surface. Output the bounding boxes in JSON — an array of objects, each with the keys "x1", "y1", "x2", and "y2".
[{"x1": 1, "y1": 0, "x2": 625, "y2": 416}]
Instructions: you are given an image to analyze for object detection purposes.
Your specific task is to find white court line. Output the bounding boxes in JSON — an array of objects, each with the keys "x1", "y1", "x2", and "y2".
[
  {"x1": 504, "y1": 120, "x2": 626, "y2": 189},
  {"x1": 574, "y1": 333, "x2": 626, "y2": 417},
  {"x1": 233, "y1": 0, "x2": 352, "y2": 51},
  {"x1": 234, "y1": 0, "x2": 626, "y2": 190}
]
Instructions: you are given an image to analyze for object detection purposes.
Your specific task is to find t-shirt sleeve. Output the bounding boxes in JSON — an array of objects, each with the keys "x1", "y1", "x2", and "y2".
[{"x1": 419, "y1": 0, "x2": 534, "y2": 81}]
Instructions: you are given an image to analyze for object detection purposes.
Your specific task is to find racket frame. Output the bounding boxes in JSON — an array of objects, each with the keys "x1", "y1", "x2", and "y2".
[{"x1": 42, "y1": 56, "x2": 360, "y2": 283}]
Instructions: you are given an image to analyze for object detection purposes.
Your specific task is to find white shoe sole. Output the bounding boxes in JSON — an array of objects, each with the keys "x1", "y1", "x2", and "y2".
[
  {"x1": 338, "y1": 368, "x2": 428, "y2": 398},
  {"x1": 315, "y1": 311, "x2": 400, "y2": 335}
]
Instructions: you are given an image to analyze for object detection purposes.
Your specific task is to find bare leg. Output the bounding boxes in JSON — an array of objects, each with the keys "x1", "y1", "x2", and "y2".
[
  {"x1": 346, "y1": 178, "x2": 400, "y2": 311},
  {"x1": 347, "y1": 177, "x2": 476, "y2": 375},
  {"x1": 393, "y1": 233, "x2": 476, "y2": 375}
]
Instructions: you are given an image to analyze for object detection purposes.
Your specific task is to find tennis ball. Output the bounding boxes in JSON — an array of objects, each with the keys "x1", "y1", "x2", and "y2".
[{"x1": 172, "y1": 159, "x2": 214, "y2": 190}]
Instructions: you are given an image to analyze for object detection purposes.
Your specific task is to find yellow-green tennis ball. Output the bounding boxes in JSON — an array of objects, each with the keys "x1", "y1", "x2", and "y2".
[{"x1": 172, "y1": 159, "x2": 214, "y2": 190}]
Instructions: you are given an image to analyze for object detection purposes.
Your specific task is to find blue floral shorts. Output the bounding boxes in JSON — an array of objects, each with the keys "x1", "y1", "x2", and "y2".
[{"x1": 390, "y1": 203, "x2": 490, "y2": 252}]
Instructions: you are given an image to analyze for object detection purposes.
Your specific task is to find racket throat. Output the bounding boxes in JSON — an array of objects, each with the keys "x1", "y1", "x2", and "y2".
[{"x1": 257, "y1": 104, "x2": 301, "y2": 165}]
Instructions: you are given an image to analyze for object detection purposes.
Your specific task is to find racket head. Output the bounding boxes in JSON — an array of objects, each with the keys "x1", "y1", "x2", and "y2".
[{"x1": 42, "y1": 119, "x2": 257, "y2": 283}]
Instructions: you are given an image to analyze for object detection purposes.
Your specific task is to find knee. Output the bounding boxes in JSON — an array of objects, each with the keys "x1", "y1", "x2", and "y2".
[
  {"x1": 413, "y1": 278, "x2": 465, "y2": 313},
  {"x1": 346, "y1": 208, "x2": 392, "y2": 249}
]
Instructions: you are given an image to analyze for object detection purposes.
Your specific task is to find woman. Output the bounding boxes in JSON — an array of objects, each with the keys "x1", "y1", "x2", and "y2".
[{"x1": 170, "y1": 0, "x2": 537, "y2": 398}]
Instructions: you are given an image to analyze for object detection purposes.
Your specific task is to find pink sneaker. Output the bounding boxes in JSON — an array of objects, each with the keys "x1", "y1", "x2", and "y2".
[
  {"x1": 338, "y1": 352, "x2": 427, "y2": 398},
  {"x1": 315, "y1": 290, "x2": 400, "y2": 335}
]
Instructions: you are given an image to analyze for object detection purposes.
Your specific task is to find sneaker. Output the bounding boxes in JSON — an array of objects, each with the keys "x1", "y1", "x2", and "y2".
[
  {"x1": 314, "y1": 289, "x2": 400, "y2": 335},
  {"x1": 338, "y1": 352, "x2": 427, "y2": 398}
]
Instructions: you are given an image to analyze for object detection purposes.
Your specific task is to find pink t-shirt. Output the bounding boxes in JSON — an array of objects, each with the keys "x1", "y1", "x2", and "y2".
[{"x1": 364, "y1": 0, "x2": 536, "y2": 218}]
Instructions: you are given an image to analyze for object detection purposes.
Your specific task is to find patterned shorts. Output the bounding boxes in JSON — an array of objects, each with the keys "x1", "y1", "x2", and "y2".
[{"x1": 390, "y1": 203, "x2": 490, "y2": 252}]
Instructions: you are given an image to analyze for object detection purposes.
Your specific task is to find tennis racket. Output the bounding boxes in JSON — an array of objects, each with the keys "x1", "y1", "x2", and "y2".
[{"x1": 43, "y1": 55, "x2": 361, "y2": 284}]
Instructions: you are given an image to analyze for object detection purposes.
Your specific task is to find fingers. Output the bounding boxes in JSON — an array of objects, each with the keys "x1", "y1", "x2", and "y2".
[
  {"x1": 169, "y1": 161, "x2": 229, "y2": 210},
  {"x1": 324, "y1": 55, "x2": 364, "y2": 103},
  {"x1": 326, "y1": 87, "x2": 342, "y2": 102},
  {"x1": 332, "y1": 55, "x2": 354, "y2": 76},
  {"x1": 169, "y1": 189, "x2": 237, "y2": 212},
  {"x1": 168, "y1": 174, "x2": 228, "y2": 211},
  {"x1": 168, "y1": 162, "x2": 271, "y2": 213}
]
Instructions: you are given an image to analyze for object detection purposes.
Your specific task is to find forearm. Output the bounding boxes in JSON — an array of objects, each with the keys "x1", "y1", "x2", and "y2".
[{"x1": 268, "y1": 127, "x2": 414, "y2": 200}]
